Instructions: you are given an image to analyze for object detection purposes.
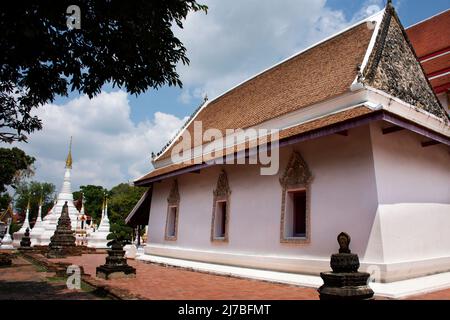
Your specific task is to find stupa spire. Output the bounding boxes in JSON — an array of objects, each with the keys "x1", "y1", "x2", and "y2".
[
  {"x1": 36, "y1": 197, "x2": 43, "y2": 223},
  {"x1": 104, "y1": 196, "x2": 109, "y2": 221},
  {"x1": 24, "y1": 200, "x2": 30, "y2": 229},
  {"x1": 65, "y1": 136, "x2": 73, "y2": 169},
  {"x1": 80, "y1": 192, "x2": 85, "y2": 215},
  {"x1": 101, "y1": 195, "x2": 105, "y2": 219}
]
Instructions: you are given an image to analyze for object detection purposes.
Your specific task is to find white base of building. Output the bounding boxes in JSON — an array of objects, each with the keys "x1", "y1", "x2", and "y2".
[{"x1": 137, "y1": 254, "x2": 450, "y2": 299}]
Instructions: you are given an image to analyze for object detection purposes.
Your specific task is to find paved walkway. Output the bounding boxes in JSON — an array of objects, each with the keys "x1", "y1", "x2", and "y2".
[
  {"x1": 52, "y1": 254, "x2": 450, "y2": 300},
  {"x1": 0, "y1": 255, "x2": 102, "y2": 300},
  {"x1": 3, "y1": 253, "x2": 449, "y2": 300},
  {"x1": 51, "y1": 254, "x2": 319, "y2": 300}
]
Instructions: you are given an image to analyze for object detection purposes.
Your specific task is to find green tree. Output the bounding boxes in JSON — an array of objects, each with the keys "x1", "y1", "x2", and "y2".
[
  {"x1": 0, "y1": 193, "x2": 11, "y2": 211},
  {"x1": 14, "y1": 181, "x2": 56, "y2": 225},
  {"x1": 107, "y1": 183, "x2": 145, "y2": 243},
  {"x1": 73, "y1": 185, "x2": 107, "y2": 224},
  {"x1": 0, "y1": 147, "x2": 35, "y2": 192},
  {"x1": 0, "y1": 1, "x2": 207, "y2": 142}
]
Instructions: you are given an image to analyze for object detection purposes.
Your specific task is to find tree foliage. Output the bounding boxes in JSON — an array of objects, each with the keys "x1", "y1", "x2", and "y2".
[
  {"x1": 14, "y1": 181, "x2": 56, "y2": 224},
  {"x1": 0, "y1": 1, "x2": 207, "y2": 142},
  {"x1": 0, "y1": 193, "x2": 12, "y2": 211},
  {"x1": 0, "y1": 147, "x2": 35, "y2": 193},
  {"x1": 73, "y1": 185, "x2": 107, "y2": 223},
  {"x1": 107, "y1": 183, "x2": 145, "y2": 243}
]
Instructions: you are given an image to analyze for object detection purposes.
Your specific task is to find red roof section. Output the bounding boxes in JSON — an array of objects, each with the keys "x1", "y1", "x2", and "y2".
[{"x1": 406, "y1": 9, "x2": 450, "y2": 94}]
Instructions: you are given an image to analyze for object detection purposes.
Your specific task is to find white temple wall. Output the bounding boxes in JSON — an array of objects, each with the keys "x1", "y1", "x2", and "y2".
[
  {"x1": 145, "y1": 122, "x2": 450, "y2": 281},
  {"x1": 146, "y1": 125, "x2": 380, "y2": 274},
  {"x1": 361, "y1": 121, "x2": 450, "y2": 281},
  {"x1": 369, "y1": 121, "x2": 450, "y2": 204}
]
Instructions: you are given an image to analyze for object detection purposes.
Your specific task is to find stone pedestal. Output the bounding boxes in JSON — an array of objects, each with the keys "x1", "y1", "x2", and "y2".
[
  {"x1": 47, "y1": 202, "x2": 81, "y2": 258},
  {"x1": 18, "y1": 228, "x2": 32, "y2": 251},
  {"x1": 318, "y1": 232, "x2": 374, "y2": 300},
  {"x1": 96, "y1": 240, "x2": 136, "y2": 279}
]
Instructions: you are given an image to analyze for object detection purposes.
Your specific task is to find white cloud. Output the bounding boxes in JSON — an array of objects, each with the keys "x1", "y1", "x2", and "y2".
[
  {"x1": 3, "y1": 1, "x2": 387, "y2": 192},
  {"x1": 352, "y1": 0, "x2": 384, "y2": 22},
  {"x1": 9, "y1": 91, "x2": 187, "y2": 190},
  {"x1": 174, "y1": 0, "x2": 384, "y2": 102}
]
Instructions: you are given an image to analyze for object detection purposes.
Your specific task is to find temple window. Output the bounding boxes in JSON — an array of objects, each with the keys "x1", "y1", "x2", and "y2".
[
  {"x1": 165, "y1": 180, "x2": 180, "y2": 241},
  {"x1": 166, "y1": 206, "x2": 178, "y2": 238},
  {"x1": 213, "y1": 200, "x2": 227, "y2": 239},
  {"x1": 211, "y1": 170, "x2": 231, "y2": 242},
  {"x1": 285, "y1": 189, "x2": 307, "y2": 237},
  {"x1": 279, "y1": 151, "x2": 312, "y2": 244}
]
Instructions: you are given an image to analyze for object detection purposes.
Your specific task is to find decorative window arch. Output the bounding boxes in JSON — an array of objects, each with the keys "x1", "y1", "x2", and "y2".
[
  {"x1": 165, "y1": 179, "x2": 180, "y2": 241},
  {"x1": 279, "y1": 151, "x2": 312, "y2": 244},
  {"x1": 211, "y1": 170, "x2": 231, "y2": 242}
]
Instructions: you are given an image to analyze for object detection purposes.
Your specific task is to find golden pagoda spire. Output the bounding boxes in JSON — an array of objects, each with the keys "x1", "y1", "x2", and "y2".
[{"x1": 65, "y1": 136, "x2": 73, "y2": 169}]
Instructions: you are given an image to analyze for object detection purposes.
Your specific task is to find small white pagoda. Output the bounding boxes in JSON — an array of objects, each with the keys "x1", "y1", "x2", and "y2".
[
  {"x1": 87, "y1": 195, "x2": 111, "y2": 248},
  {"x1": 30, "y1": 200, "x2": 45, "y2": 246},
  {"x1": 12, "y1": 201, "x2": 31, "y2": 246},
  {"x1": 0, "y1": 217, "x2": 14, "y2": 250}
]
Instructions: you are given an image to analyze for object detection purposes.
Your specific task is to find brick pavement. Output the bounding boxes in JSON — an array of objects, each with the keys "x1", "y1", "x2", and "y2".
[
  {"x1": 0, "y1": 255, "x2": 102, "y2": 300},
  {"x1": 52, "y1": 254, "x2": 450, "y2": 300},
  {"x1": 3, "y1": 253, "x2": 449, "y2": 300},
  {"x1": 51, "y1": 254, "x2": 319, "y2": 300}
]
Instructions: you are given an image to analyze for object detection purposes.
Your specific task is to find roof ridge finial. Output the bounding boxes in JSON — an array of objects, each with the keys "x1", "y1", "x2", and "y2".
[{"x1": 65, "y1": 136, "x2": 73, "y2": 169}]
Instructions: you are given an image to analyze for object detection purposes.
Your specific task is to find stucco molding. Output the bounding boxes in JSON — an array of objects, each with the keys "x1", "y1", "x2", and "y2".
[{"x1": 279, "y1": 151, "x2": 312, "y2": 244}]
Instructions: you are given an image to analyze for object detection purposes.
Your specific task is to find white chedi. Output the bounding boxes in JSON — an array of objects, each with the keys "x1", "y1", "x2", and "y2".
[
  {"x1": 0, "y1": 218, "x2": 14, "y2": 250},
  {"x1": 87, "y1": 197, "x2": 111, "y2": 249},
  {"x1": 30, "y1": 203, "x2": 45, "y2": 246},
  {"x1": 31, "y1": 139, "x2": 82, "y2": 246},
  {"x1": 13, "y1": 203, "x2": 31, "y2": 247}
]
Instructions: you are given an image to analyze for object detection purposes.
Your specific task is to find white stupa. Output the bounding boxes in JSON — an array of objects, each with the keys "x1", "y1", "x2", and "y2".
[
  {"x1": 0, "y1": 217, "x2": 14, "y2": 250},
  {"x1": 30, "y1": 200, "x2": 45, "y2": 246},
  {"x1": 87, "y1": 196, "x2": 111, "y2": 248},
  {"x1": 32, "y1": 137, "x2": 81, "y2": 246},
  {"x1": 13, "y1": 202, "x2": 31, "y2": 247}
]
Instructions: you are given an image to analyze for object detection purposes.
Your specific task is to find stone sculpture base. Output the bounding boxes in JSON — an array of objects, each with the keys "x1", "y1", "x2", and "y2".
[
  {"x1": 318, "y1": 272, "x2": 374, "y2": 300},
  {"x1": 18, "y1": 246, "x2": 33, "y2": 252},
  {"x1": 318, "y1": 232, "x2": 374, "y2": 300},
  {"x1": 96, "y1": 264, "x2": 137, "y2": 280},
  {"x1": 96, "y1": 240, "x2": 136, "y2": 280},
  {"x1": 47, "y1": 246, "x2": 82, "y2": 259}
]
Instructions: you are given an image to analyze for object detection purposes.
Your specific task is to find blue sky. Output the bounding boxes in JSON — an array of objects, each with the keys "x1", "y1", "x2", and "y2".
[
  {"x1": 89, "y1": 0, "x2": 450, "y2": 123},
  {"x1": 14, "y1": 0, "x2": 450, "y2": 190}
]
